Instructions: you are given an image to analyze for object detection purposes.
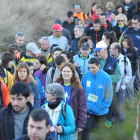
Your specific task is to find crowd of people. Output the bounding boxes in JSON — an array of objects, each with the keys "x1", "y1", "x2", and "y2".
[{"x1": 0, "y1": 0, "x2": 140, "y2": 140}]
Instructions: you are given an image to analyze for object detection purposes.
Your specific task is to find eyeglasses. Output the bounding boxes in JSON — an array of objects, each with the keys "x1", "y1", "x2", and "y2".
[
  {"x1": 52, "y1": 46, "x2": 62, "y2": 50},
  {"x1": 109, "y1": 48, "x2": 116, "y2": 51},
  {"x1": 117, "y1": 20, "x2": 124, "y2": 22},
  {"x1": 132, "y1": 22, "x2": 138, "y2": 25}
]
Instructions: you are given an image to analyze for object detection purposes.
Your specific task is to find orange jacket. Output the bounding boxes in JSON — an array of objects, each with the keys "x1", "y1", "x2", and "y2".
[
  {"x1": 1, "y1": 82, "x2": 10, "y2": 108},
  {"x1": 73, "y1": 12, "x2": 88, "y2": 22}
]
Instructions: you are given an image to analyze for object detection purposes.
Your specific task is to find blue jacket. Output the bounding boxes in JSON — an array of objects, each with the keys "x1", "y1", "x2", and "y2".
[
  {"x1": 57, "y1": 101, "x2": 75, "y2": 140},
  {"x1": 81, "y1": 69, "x2": 113, "y2": 115},
  {"x1": 73, "y1": 54, "x2": 94, "y2": 74},
  {"x1": 34, "y1": 76, "x2": 44, "y2": 99}
]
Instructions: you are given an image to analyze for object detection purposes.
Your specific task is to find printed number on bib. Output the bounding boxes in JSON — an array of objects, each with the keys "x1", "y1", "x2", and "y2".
[{"x1": 88, "y1": 94, "x2": 98, "y2": 102}]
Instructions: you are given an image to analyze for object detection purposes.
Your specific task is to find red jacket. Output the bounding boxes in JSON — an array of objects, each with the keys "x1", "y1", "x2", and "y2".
[{"x1": 91, "y1": 13, "x2": 99, "y2": 22}]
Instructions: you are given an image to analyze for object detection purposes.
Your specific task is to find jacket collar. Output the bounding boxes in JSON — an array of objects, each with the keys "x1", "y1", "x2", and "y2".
[
  {"x1": 0, "y1": 65, "x2": 6, "y2": 78},
  {"x1": 91, "y1": 68, "x2": 101, "y2": 79}
]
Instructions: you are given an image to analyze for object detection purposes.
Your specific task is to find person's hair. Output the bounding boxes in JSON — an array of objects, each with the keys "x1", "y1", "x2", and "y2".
[
  {"x1": 54, "y1": 55, "x2": 66, "y2": 65},
  {"x1": 25, "y1": 61, "x2": 33, "y2": 67},
  {"x1": 8, "y1": 44, "x2": 21, "y2": 55},
  {"x1": 113, "y1": 43, "x2": 121, "y2": 53},
  {"x1": 15, "y1": 32, "x2": 25, "y2": 39},
  {"x1": 121, "y1": 35, "x2": 134, "y2": 51},
  {"x1": 13, "y1": 62, "x2": 36, "y2": 85},
  {"x1": 103, "y1": 31, "x2": 117, "y2": 45},
  {"x1": 56, "y1": 62, "x2": 82, "y2": 89},
  {"x1": 67, "y1": 11, "x2": 73, "y2": 18},
  {"x1": 52, "y1": 47, "x2": 62, "y2": 55},
  {"x1": 88, "y1": 57, "x2": 100, "y2": 66},
  {"x1": 134, "y1": 1, "x2": 140, "y2": 15},
  {"x1": 106, "y1": 2, "x2": 114, "y2": 9},
  {"x1": 47, "y1": 83, "x2": 64, "y2": 100},
  {"x1": 35, "y1": 55, "x2": 48, "y2": 73},
  {"x1": 93, "y1": 18, "x2": 101, "y2": 24},
  {"x1": 92, "y1": 2, "x2": 97, "y2": 7},
  {"x1": 74, "y1": 25, "x2": 84, "y2": 33},
  {"x1": 112, "y1": 10, "x2": 119, "y2": 16},
  {"x1": 1, "y1": 52, "x2": 14, "y2": 68},
  {"x1": 10, "y1": 82, "x2": 30, "y2": 98},
  {"x1": 75, "y1": 18, "x2": 82, "y2": 26},
  {"x1": 29, "y1": 108, "x2": 50, "y2": 127},
  {"x1": 132, "y1": 15, "x2": 140, "y2": 22},
  {"x1": 84, "y1": 18, "x2": 92, "y2": 25},
  {"x1": 96, "y1": 4, "x2": 103, "y2": 10},
  {"x1": 127, "y1": 20, "x2": 132, "y2": 27},
  {"x1": 40, "y1": 36, "x2": 50, "y2": 44},
  {"x1": 1, "y1": 52, "x2": 15, "y2": 74},
  {"x1": 100, "y1": 13, "x2": 107, "y2": 18},
  {"x1": 89, "y1": 2, "x2": 97, "y2": 15},
  {"x1": 61, "y1": 51, "x2": 74, "y2": 63},
  {"x1": 28, "y1": 86, "x2": 34, "y2": 97},
  {"x1": 78, "y1": 36, "x2": 92, "y2": 49},
  {"x1": 115, "y1": 14, "x2": 127, "y2": 25},
  {"x1": 115, "y1": 5, "x2": 126, "y2": 14}
]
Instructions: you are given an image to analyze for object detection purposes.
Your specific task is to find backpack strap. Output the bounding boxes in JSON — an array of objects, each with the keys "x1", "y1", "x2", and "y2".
[
  {"x1": 124, "y1": 56, "x2": 127, "y2": 75},
  {"x1": 17, "y1": 52, "x2": 21, "y2": 60},
  {"x1": 0, "y1": 81, "x2": 2, "y2": 109},
  {"x1": 83, "y1": 13, "x2": 85, "y2": 20},
  {"x1": 3, "y1": 68, "x2": 8, "y2": 86},
  {"x1": 125, "y1": 27, "x2": 133, "y2": 35},
  {"x1": 62, "y1": 103, "x2": 66, "y2": 120},
  {"x1": 51, "y1": 66, "x2": 56, "y2": 80}
]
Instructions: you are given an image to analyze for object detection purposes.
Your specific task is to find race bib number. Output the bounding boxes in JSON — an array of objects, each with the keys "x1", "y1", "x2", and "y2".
[
  {"x1": 88, "y1": 94, "x2": 98, "y2": 102},
  {"x1": 86, "y1": 81, "x2": 91, "y2": 87}
]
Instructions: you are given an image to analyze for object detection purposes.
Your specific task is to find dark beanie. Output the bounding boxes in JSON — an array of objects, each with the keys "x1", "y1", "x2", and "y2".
[{"x1": 55, "y1": 19, "x2": 62, "y2": 25}]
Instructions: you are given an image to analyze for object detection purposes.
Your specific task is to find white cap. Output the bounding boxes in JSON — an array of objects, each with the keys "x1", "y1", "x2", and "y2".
[
  {"x1": 26, "y1": 42, "x2": 41, "y2": 54},
  {"x1": 94, "y1": 41, "x2": 107, "y2": 51}
]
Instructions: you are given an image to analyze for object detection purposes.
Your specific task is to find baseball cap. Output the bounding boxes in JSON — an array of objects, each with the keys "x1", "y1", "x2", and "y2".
[
  {"x1": 26, "y1": 42, "x2": 41, "y2": 54},
  {"x1": 55, "y1": 19, "x2": 62, "y2": 25},
  {"x1": 81, "y1": 42, "x2": 90, "y2": 50},
  {"x1": 52, "y1": 24, "x2": 63, "y2": 31},
  {"x1": 94, "y1": 41, "x2": 107, "y2": 51}
]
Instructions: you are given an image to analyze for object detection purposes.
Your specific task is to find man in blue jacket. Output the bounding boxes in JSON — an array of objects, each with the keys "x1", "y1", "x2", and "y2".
[
  {"x1": 73, "y1": 42, "x2": 94, "y2": 74},
  {"x1": 81, "y1": 57, "x2": 113, "y2": 140}
]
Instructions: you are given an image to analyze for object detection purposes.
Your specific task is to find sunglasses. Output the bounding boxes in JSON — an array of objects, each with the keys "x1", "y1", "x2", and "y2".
[
  {"x1": 74, "y1": 5, "x2": 80, "y2": 8},
  {"x1": 118, "y1": 20, "x2": 124, "y2": 22}
]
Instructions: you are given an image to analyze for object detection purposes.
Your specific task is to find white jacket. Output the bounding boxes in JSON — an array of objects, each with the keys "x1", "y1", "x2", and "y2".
[{"x1": 116, "y1": 53, "x2": 132, "y2": 92}]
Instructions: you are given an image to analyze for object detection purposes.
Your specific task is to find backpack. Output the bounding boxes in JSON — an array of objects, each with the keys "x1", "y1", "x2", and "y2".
[{"x1": 3, "y1": 68, "x2": 8, "y2": 86}]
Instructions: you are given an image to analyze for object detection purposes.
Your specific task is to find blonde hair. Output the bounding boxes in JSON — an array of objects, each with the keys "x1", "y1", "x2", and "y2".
[
  {"x1": 115, "y1": 14, "x2": 127, "y2": 25},
  {"x1": 106, "y1": 2, "x2": 114, "y2": 9},
  {"x1": 13, "y1": 62, "x2": 36, "y2": 85}
]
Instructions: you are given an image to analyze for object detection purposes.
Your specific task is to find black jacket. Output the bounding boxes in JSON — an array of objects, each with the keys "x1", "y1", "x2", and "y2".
[
  {"x1": 0, "y1": 102, "x2": 33, "y2": 140},
  {"x1": 63, "y1": 20, "x2": 75, "y2": 40},
  {"x1": 113, "y1": 24, "x2": 128, "y2": 40},
  {"x1": 121, "y1": 48, "x2": 139, "y2": 75},
  {"x1": 106, "y1": 20, "x2": 113, "y2": 32},
  {"x1": 85, "y1": 27, "x2": 108, "y2": 47},
  {"x1": 13, "y1": 134, "x2": 56, "y2": 140}
]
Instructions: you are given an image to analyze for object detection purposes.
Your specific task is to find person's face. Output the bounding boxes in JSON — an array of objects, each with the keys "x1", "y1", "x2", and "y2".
[
  {"x1": 45, "y1": 89, "x2": 56, "y2": 103},
  {"x1": 67, "y1": 17, "x2": 74, "y2": 24},
  {"x1": 54, "y1": 31, "x2": 62, "y2": 38},
  {"x1": 117, "y1": 18, "x2": 125, "y2": 26},
  {"x1": 122, "y1": 39, "x2": 129, "y2": 49},
  {"x1": 61, "y1": 54, "x2": 69, "y2": 62},
  {"x1": 93, "y1": 23, "x2": 101, "y2": 31},
  {"x1": 27, "y1": 50, "x2": 36, "y2": 57},
  {"x1": 109, "y1": 45, "x2": 117, "y2": 56},
  {"x1": 87, "y1": 39, "x2": 92, "y2": 48},
  {"x1": 99, "y1": 15, "x2": 106, "y2": 25},
  {"x1": 53, "y1": 51, "x2": 62, "y2": 60},
  {"x1": 97, "y1": 49, "x2": 106, "y2": 58},
  {"x1": 92, "y1": 4, "x2": 97, "y2": 11},
  {"x1": 125, "y1": 0, "x2": 131, "y2": 4},
  {"x1": 78, "y1": 21, "x2": 83, "y2": 27},
  {"x1": 96, "y1": 8, "x2": 102, "y2": 16},
  {"x1": 55, "y1": 64, "x2": 61, "y2": 71},
  {"x1": 13, "y1": 50, "x2": 20, "y2": 58},
  {"x1": 28, "y1": 118, "x2": 50, "y2": 140},
  {"x1": 132, "y1": 19, "x2": 139, "y2": 30},
  {"x1": 89, "y1": 64, "x2": 100, "y2": 74},
  {"x1": 11, "y1": 94, "x2": 28, "y2": 113},
  {"x1": 8, "y1": 60, "x2": 14, "y2": 68},
  {"x1": 111, "y1": 13, "x2": 116, "y2": 20},
  {"x1": 18, "y1": 68, "x2": 28, "y2": 81},
  {"x1": 34, "y1": 59, "x2": 41, "y2": 70},
  {"x1": 40, "y1": 40, "x2": 50, "y2": 51},
  {"x1": 62, "y1": 66, "x2": 73, "y2": 81},
  {"x1": 74, "y1": 28, "x2": 83, "y2": 38},
  {"x1": 107, "y1": 7, "x2": 112, "y2": 10},
  {"x1": 117, "y1": 7, "x2": 122, "y2": 14},
  {"x1": 29, "y1": 66, "x2": 34, "y2": 75},
  {"x1": 75, "y1": 7, "x2": 81, "y2": 14},
  {"x1": 80, "y1": 48, "x2": 90, "y2": 57},
  {"x1": 15, "y1": 36, "x2": 25, "y2": 46},
  {"x1": 102, "y1": 35, "x2": 110, "y2": 45}
]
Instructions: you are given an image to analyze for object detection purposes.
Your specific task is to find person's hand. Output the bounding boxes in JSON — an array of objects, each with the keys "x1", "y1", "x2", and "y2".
[
  {"x1": 55, "y1": 125, "x2": 62, "y2": 133},
  {"x1": 77, "y1": 128, "x2": 83, "y2": 132},
  {"x1": 40, "y1": 64, "x2": 46, "y2": 71},
  {"x1": 74, "y1": 61, "x2": 79, "y2": 67}
]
